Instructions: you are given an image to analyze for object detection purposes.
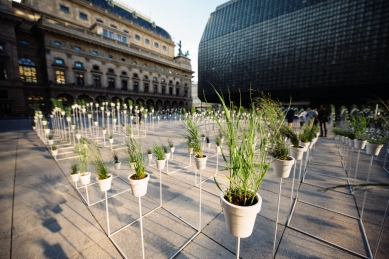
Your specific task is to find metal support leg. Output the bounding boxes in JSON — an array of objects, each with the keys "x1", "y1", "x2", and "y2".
[
  {"x1": 236, "y1": 237, "x2": 240, "y2": 259},
  {"x1": 374, "y1": 198, "x2": 389, "y2": 258},
  {"x1": 105, "y1": 191, "x2": 110, "y2": 236},
  {"x1": 273, "y1": 178, "x2": 282, "y2": 258},
  {"x1": 139, "y1": 197, "x2": 145, "y2": 259},
  {"x1": 361, "y1": 155, "x2": 374, "y2": 219}
]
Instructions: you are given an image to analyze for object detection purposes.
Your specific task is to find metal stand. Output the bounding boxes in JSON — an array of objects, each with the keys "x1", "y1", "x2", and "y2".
[
  {"x1": 360, "y1": 155, "x2": 374, "y2": 220},
  {"x1": 273, "y1": 178, "x2": 282, "y2": 258},
  {"x1": 374, "y1": 198, "x2": 389, "y2": 258}
]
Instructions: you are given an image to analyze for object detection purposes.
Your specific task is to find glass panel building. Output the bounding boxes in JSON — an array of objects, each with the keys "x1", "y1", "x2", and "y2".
[{"x1": 198, "y1": 0, "x2": 389, "y2": 105}]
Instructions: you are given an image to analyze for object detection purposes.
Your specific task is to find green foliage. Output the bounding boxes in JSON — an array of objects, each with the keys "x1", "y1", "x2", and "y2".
[
  {"x1": 48, "y1": 134, "x2": 53, "y2": 140},
  {"x1": 153, "y1": 144, "x2": 165, "y2": 160},
  {"x1": 350, "y1": 114, "x2": 369, "y2": 140},
  {"x1": 109, "y1": 133, "x2": 113, "y2": 139},
  {"x1": 215, "y1": 136, "x2": 221, "y2": 146},
  {"x1": 269, "y1": 139, "x2": 290, "y2": 160},
  {"x1": 52, "y1": 145, "x2": 57, "y2": 151},
  {"x1": 147, "y1": 148, "x2": 152, "y2": 154},
  {"x1": 75, "y1": 143, "x2": 88, "y2": 174},
  {"x1": 299, "y1": 120, "x2": 316, "y2": 142},
  {"x1": 167, "y1": 139, "x2": 174, "y2": 148},
  {"x1": 280, "y1": 125, "x2": 299, "y2": 147},
  {"x1": 113, "y1": 153, "x2": 119, "y2": 163},
  {"x1": 88, "y1": 141, "x2": 109, "y2": 180},
  {"x1": 207, "y1": 87, "x2": 271, "y2": 206},
  {"x1": 126, "y1": 138, "x2": 146, "y2": 179},
  {"x1": 206, "y1": 136, "x2": 210, "y2": 143},
  {"x1": 71, "y1": 164, "x2": 78, "y2": 175},
  {"x1": 191, "y1": 106, "x2": 196, "y2": 114},
  {"x1": 182, "y1": 117, "x2": 203, "y2": 158},
  {"x1": 128, "y1": 100, "x2": 133, "y2": 106}
]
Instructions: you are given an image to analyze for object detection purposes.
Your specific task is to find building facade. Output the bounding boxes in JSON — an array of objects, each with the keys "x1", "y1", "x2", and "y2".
[
  {"x1": 0, "y1": 0, "x2": 193, "y2": 117},
  {"x1": 198, "y1": 0, "x2": 389, "y2": 106}
]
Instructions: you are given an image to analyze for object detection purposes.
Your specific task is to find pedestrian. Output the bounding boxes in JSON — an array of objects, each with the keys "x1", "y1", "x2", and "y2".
[
  {"x1": 286, "y1": 105, "x2": 295, "y2": 127},
  {"x1": 305, "y1": 107, "x2": 318, "y2": 126},
  {"x1": 299, "y1": 108, "x2": 307, "y2": 127},
  {"x1": 318, "y1": 105, "x2": 330, "y2": 137}
]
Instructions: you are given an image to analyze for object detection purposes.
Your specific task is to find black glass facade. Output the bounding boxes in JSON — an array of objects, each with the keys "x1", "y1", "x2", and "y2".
[{"x1": 198, "y1": 0, "x2": 389, "y2": 105}]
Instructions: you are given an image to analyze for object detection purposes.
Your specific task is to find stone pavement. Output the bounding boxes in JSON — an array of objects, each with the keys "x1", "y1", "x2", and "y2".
[{"x1": 0, "y1": 119, "x2": 388, "y2": 258}]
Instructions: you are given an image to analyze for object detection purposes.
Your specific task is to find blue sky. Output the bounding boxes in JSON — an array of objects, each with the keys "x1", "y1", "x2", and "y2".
[{"x1": 123, "y1": 0, "x2": 227, "y2": 82}]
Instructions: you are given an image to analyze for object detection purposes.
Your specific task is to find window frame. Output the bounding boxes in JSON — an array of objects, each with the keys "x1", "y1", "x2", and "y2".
[
  {"x1": 60, "y1": 5, "x2": 69, "y2": 13},
  {"x1": 79, "y1": 12, "x2": 88, "y2": 20},
  {"x1": 55, "y1": 70, "x2": 66, "y2": 84}
]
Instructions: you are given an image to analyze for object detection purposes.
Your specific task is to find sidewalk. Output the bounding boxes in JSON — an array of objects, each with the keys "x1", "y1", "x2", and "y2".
[{"x1": 0, "y1": 119, "x2": 388, "y2": 258}]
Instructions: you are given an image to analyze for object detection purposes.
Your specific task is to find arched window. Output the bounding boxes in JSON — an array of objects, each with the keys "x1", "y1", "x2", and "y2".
[
  {"x1": 56, "y1": 70, "x2": 66, "y2": 84},
  {"x1": 19, "y1": 58, "x2": 37, "y2": 83}
]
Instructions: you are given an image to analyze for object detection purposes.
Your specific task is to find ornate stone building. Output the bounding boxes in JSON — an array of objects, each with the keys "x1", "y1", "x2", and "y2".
[{"x1": 0, "y1": 0, "x2": 193, "y2": 117}]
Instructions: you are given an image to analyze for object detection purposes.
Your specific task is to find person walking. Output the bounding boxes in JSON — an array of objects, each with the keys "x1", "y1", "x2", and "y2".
[
  {"x1": 318, "y1": 105, "x2": 330, "y2": 137},
  {"x1": 286, "y1": 106, "x2": 295, "y2": 127},
  {"x1": 305, "y1": 107, "x2": 318, "y2": 126}
]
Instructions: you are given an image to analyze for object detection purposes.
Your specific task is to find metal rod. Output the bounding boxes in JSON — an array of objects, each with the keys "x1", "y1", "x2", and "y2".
[
  {"x1": 299, "y1": 200, "x2": 359, "y2": 220},
  {"x1": 236, "y1": 237, "x2": 240, "y2": 259},
  {"x1": 359, "y1": 219, "x2": 373, "y2": 259},
  {"x1": 290, "y1": 160, "x2": 297, "y2": 208},
  {"x1": 105, "y1": 191, "x2": 110, "y2": 236},
  {"x1": 361, "y1": 155, "x2": 374, "y2": 219},
  {"x1": 296, "y1": 159, "x2": 303, "y2": 200},
  {"x1": 273, "y1": 178, "x2": 282, "y2": 258},
  {"x1": 139, "y1": 197, "x2": 145, "y2": 259},
  {"x1": 373, "y1": 198, "x2": 389, "y2": 258}
]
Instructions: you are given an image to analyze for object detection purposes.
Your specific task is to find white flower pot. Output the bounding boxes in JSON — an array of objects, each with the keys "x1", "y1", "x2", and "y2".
[
  {"x1": 348, "y1": 138, "x2": 354, "y2": 147},
  {"x1": 94, "y1": 122, "x2": 98, "y2": 126},
  {"x1": 310, "y1": 137, "x2": 318, "y2": 147},
  {"x1": 207, "y1": 143, "x2": 211, "y2": 148},
  {"x1": 366, "y1": 143, "x2": 383, "y2": 156},
  {"x1": 165, "y1": 152, "x2": 171, "y2": 160},
  {"x1": 147, "y1": 153, "x2": 152, "y2": 161},
  {"x1": 32, "y1": 126, "x2": 36, "y2": 130},
  {"x1": 290, "y1": 146, "x2": 305, "y2": 161},
  {"x1": 273, "y1": 156, "x2": 295, "y2": 178},
  {"x1": 88, "y1": 114, "x2": 92, "y2": 118},
  {"x1": 103, "y1": 130, "x2": 106, "y2": 134},
  {"x1": 66, "y1": 117, "x2": 71, "y2": 122},
  {"x1": 80, "y1": 172, "x2": 91, "y2": 185},
  {"x1": 299, "y1": 141, "x2": 311, "y2": 151},
  {"x1": 114, "y1": 162, "x2": 121, "y2": 170},
  {"x1": 44, "y1": 129, "x2": 50, "y2": 135},
  {"x1": 170, "y1": 147, "x2": 175, "y2": 153},
  {"x1": 113, "y1": 119, "x2": 117, "y2": 123},
  {"x1": 220, "y1": 192, "x2": 262, "y2": 238},
  {"x1": 97, "y1": 174, "x2": 112, "y2": 192},
  {"x1": 156, "y1": 159, "x2": 166, "y2": 170},
  {"x1": 42, "y1": 121, "x2": 47, "y2": 126},
  {"x1": 194, "y1": 155, "x2": 207, "y2": 170},
  {"x1": 71, "y1": 125, "x2": 76, "y2": 130},
  {"x1": 188, "y1": 147, "x2": 193, "y2": 154},
  {"x1": 128, "y1": 173, "x2": 150, "y2": 197},
  {"x1": 109, "y1": 138, "x2": 114, "y2": 144},
  {"x1": 216, "y1": 146, "x2": 221, "y2": 153},
  {"x1": 51, "y1": 149, "x2": 58, "y2": 156},
  {"x1": 354, "y1": 139, "x2": 367, "y2": 150},
  {"x1": 76, "y1": 134, "x2": 81, "y2": 139},
  {"x1": 48, "y1": 139, "x2": 54, "y2": 145},
  {"x1": 70, "y1": 172, "x2": 80, "y2": 182}
]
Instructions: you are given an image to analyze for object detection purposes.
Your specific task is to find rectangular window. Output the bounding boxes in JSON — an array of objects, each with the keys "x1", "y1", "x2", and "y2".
[
  {"x1": 109, "y1": 31, "x2": 114, "y2": 39},
  {"x1": 75, "y1": 73, "x2": 84, "y2": 86},
  {"x1": 0, "y1": 45, "x2": 3, "y2": 53},
  {"x1": 169, "y1": 87, "x2": 173, "y2": 95},
  {"x1": 176, "y1": 88, "x2": 179, "y2": 96},
  {"x1": 93, "y1": 76, "x2": 100, "y2": 87},
  {"x1": 79, "y1": 13, "x2": 87, "y2": 20},
  {"x1": 60, "y1": 5, "x2": 69, "y2": 13},
  {"x1": 135, "y1": 35, "x2": 140, "y2": 40},
  {"x1": 153, "y1": 84, "x2": 157, "y2": 93},
  {"x1": 121, "y1": 80, "x2": 127, "y2": 90},
  {"x1": 103, "y1": 29, "x2": 108, "y2": 37},
  {"x1": 55, "y1": 59, "x2": 64, "y2": 65},
  {"x1": 145, "y1": 39, "x2": 150, "y2": 44},
  {"x1": 162, "y1": 46, "x2": 167, "y2": 51},
  {"x1": 123, "y1": 30, "x2": 129, "y2": 34},
  {"x1": 108, "y1": 78, "x2": 115, "y2": 88},
  {"x1": 111, "y1": 24, "x2": 117, "y2": 29},
  {"x1": 55, "y1": 70, "x2": 65, "y2": 84},
  {"x1": 133, "y1": 82, "x2": 139, "y2": 92},
  {"x1": 144, "y1": 83, "x2": 149, "y2": 93},
  {"x1": 122, "y1": 36, "x2": 127, "y2": 43},
  {"x1": 96, "y1": 18, "x2": 103, "y2": 23},
  {"x1": 116, "y1": 34, "x2": 121, "y2": 41},
  {"x1": 154, "y1": 42, "x2": 159, "y2": 48}
]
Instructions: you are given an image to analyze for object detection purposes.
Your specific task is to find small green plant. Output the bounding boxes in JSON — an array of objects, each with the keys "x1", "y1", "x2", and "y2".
[
  {"x1": 182, "y1": 118, "x2": 204, "y2": 158},
  {"x1": 71, "y1": 164, "x2": 78, "y2": 175},
  {"x1": 299, "y1": 120, "x2": 316, "y2": 142},
  {"x1": 44, "y1": 125, "x2": 49, "y2": 129},
  {"x1": 127, "y1": 138, "x2": 147, "y2": 179},
  {"x1": 147, "y1": 148, "x2": 152, "y2": 154},
  {"x1": 113, "y1": 153, "x2": 119, "y2": 163},
  {"x1": 167, "y1": 139, "x2": 174, "y2": 148},
  {"x1": 88, "y1": 141, "x2": 110, "y2": 180},
  {"x1": 93, "y1": 118, "x2": 97, "y2": 122},
  {"x1": 206, "y1": 136, "x2": 210, "y2": 143},
  {"x1": 42, "y1": 117, "x2": 47, "y2": 121},
  {"x1": 163, "y1": 145, "x2": 168, "y2": 154},
  {"x1": 128, "y1": 100, "x2": 133, "y2": 106},
  {"x1": 269, "y1": 139, "x2": 290, "y2": 160},
  {"x1": 280, "y1": 125, "x2": 299, "y2": 148},
  {"x1": 52, "y1": 145, "x2": 57, "y2": 151},
  {"x1": 75, "y1": 143, "x2": 88, "y2": 175},
  {"x1": 109, "y1": 133, "x2": 113, "y2": 139},
  {"x1": 153, "y1": 144, "x2": 165, "y2": 160},
  {"x1": 215, "y1": 136, "x2": 221, "y2": 146},
  {"x1": 48, "y1": 134, "x2": 53, "y2": 140}
]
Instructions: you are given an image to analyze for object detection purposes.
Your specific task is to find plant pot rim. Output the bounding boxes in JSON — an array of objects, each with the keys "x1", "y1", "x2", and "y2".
[
  {"x1": 273, "y1": 155, "x2": 294, "y2": 162},
  {"x1": 195, "y1": 154, "x2": 207, "y2": 159},
  {"x1": 97, "y1": 174, "x2": 112, "y2": 181},
  {"x1": 128, "y1": 173, "x2": 149, "y2": 181},
  {"x1": 220, "y1": 191, "x2": 261, "y2": 209},
  {"x1": 291, "y1": 145, "x2": 304, "y2": 149}
]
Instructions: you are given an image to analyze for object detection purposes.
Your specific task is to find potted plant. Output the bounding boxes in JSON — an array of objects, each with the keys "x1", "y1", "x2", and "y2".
[
  {"x1": 102, "y1": 127, "x2": 106, "y2": 135},
  {"x1": 269, "y1": 139, "x2": 295, "y2": 178},
  {"x1": 351, "y1": 114, "x2": 369, "y2": 149},
  {"x1": 206, "y1": 136, "x2": 211, "y2": 148},
  {"x1": 163, "y1": 145, "x2": 171, "y2": 160},
  {"x1": 209, "y1": 90, "x2": 273, "y2": 238},
  {"x1": 31, "y1": 121, "x2": 36, "y2": 130},
  {"x1": 127, "y1": 138, "x2": 150, "y2": 197},
  {"x1": 215, "y1": 136, "x2": 221, "y2": 153},
  {"x1": 168, "y1": 139, "x2": 175, "y2": 153},
  {"x1": 48, "y1": 135, "x2": 54, "y2": 145},
  {"x1": 147, "y1": 148, "x2": 153, "y2": 165},
  {"x1": 88, "y1": 141, "x2": 112, "y2": 192},
  {"x1": 366, "y1": 133, "x2": 386, "y2": 156},
  {"x1": 44, "y1": 125, "x2": 50, "y2": 135},
  {"x1": 70, "y1": 163, "x2": 80, "y2": 182},
  {"x1": 41, "y1": 116, "x2": 47, "y2": 126},
  {"x1": 113, "y1": 152, "x2": 121, "y2": 169},
  {"x1": 51, "y1": 145, "x2": 58, "y2": 156},
  {"x1": 93, "y1": 118, "x2": 98, "y2": 126},
  {"x1": 75, "y1": 143, "x2": 90, "y2": 185},
  {"x1": 109, "y1": 133, "x2": 114, "y2": 144},
  {"x1": 87, "y1": 111, "x2": 92, "y2": 119},
  {"x1": 182, "y1": 118, "x2": 206, "y2": 170},
  {"x1": 299, "y1": 121, "x2": 315, "y2": 151},
  {"x1": 153, "y1": 143, "x2": 166, "y2": 170},
  {"x1": 280, "y1": 125, "x2": 304, "y2": 161}
]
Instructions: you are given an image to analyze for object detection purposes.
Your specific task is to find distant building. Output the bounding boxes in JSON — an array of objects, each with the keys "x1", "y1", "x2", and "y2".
[
  {"x1": 198, "y1": 0, "x2": 389, "y2": 106},
  {"x1": 0, "y1": 0, "x2": 193, "y2": 117}
]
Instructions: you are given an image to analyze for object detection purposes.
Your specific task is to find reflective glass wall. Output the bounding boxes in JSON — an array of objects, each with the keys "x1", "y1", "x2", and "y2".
[{"x1": 199, "y1": 0, "x2": 389, "y2": 105}]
